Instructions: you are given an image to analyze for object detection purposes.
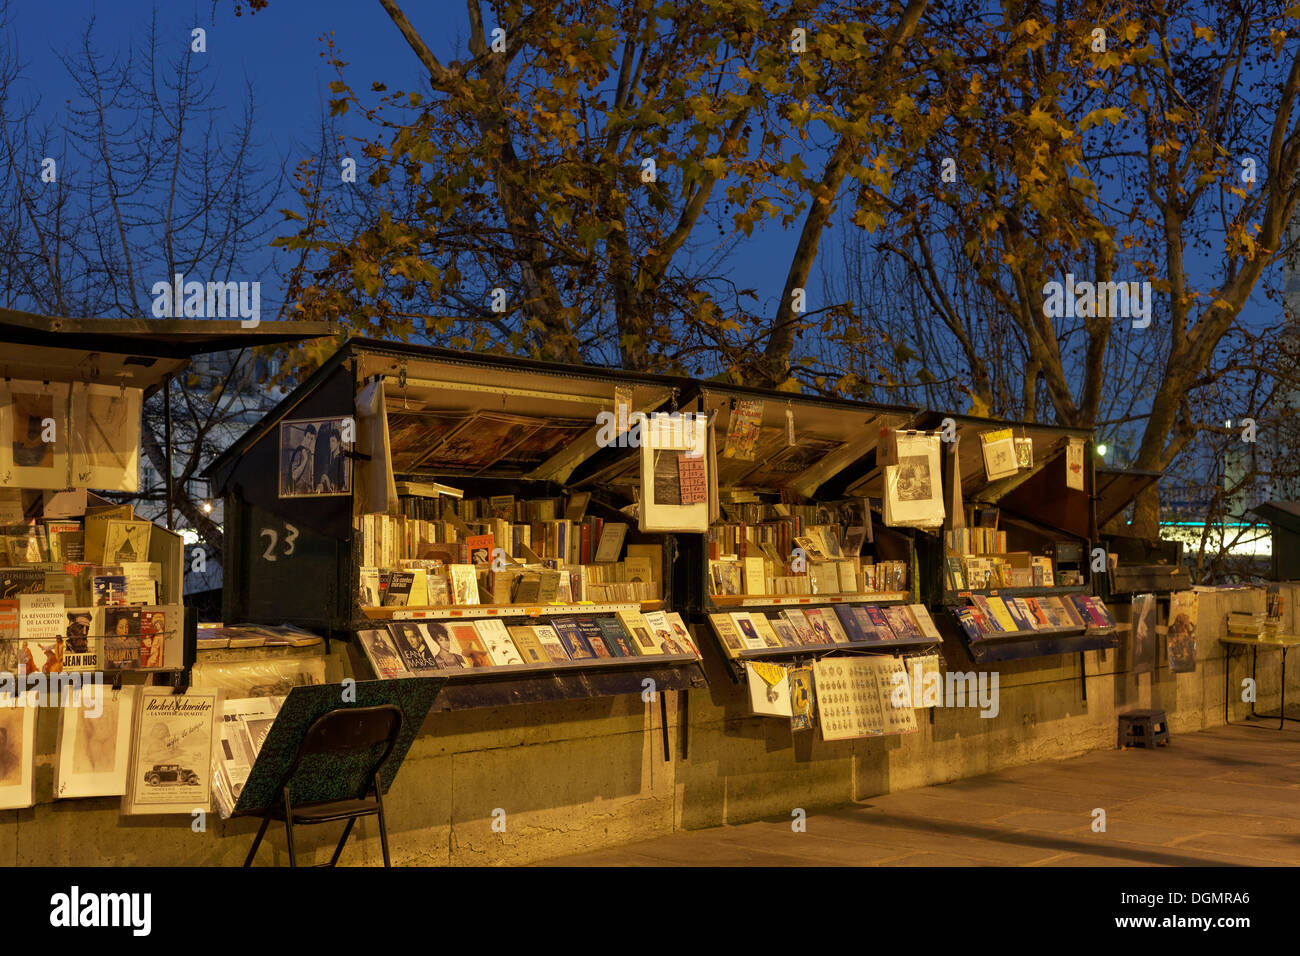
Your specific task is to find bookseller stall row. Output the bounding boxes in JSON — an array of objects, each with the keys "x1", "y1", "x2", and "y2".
[{"x1": 204, "y1": 339, "x2": 1141, "y2": 743}]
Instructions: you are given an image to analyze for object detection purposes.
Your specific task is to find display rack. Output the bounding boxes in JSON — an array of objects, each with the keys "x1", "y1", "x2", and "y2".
[{"x1": 886, "y1": 411, "x2": 1120, "y2": 666}]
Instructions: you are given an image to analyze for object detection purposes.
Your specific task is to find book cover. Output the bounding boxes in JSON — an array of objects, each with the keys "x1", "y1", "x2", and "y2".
[
  {"x1": 357, "y1": 628, "x2": 409, "y2": 678},
  {"x1": 1003, "y1": 598, "x2": 1034, "y2": 632},
  {"x1": 449, "y1": 622, "x2": 494, "y2": 667},
  {"x1": 882, "y1": 605, "x2": 924, "y2": 641},
  {"x1": 780, "y1": 609, "x2": 817, "y2": 646},
  {"x1": 747, "y1": 613, "x2": 785, "y2": 649},
  {"x1": 138, "y1": 610, "x2": 166, "y2": 669},
  {"x1": 465, "y1": 534, "x2": 494, "y2": 566},
  {"x1": 729, "y1": 612, "x2": 769, "y2": 651},
  {"x1": 769, "y1": 618, "x2": 800, "y2": 647},
  {"x1": 982, "y1": 597, "x2": 1020, "y2": 632},
  {"x1": 382, "y1": 571, "x2": 415, "y2": 607},
  {"x1": 664, "y1": 612, "x2": 700, "y2": 656},
  {"x1": 615, "y1": 610, "x2": 660, "y2": 655},
  {"x1": 908, "y1": 605, "x2": 943, "y2": 641},
  {"x1": 552, "y1": 618, "x2": 595, "y2": 660},
  {"x1": 1085, "y1": 596, "x2": 1116, "y2": 627},
  {"x1": 19, "y1": 592, "x2": 64, "y2": 674},
  {"x1": 593, "y1": 522, "x2": 628, "y2": 563},
  {"x1": 0, "y1": 600, "x2": 19, "y2": 674},
  {"x1": 1022, "y1": 597, "x2": 1052, "y2": 628},
  {"x1": 707, "y1": 612, "x2": 745, "y2": 656},
  {"x1": 507, "y1": 625, "x2": 550, "y2": 664},
  {"x1": 531, "y1": 624, "x2": 571, "y2": 663},
  {"x1": 92, "y1": 575, "x2": 127, "y2": 607},
  {"x1": 386, "y1": 621, "x2": 441, "y2": 673},
  {"x1": 832, "y1": 604, "x2": 866, "y2": 642},
  {"x1": 596, "y1": 617, "x2": 637, "y2": 657},
  {"x1": 802, "y1": 607, "x2": 837, "y2": 645},
  {"x1": 861, "y1": 605, "x2": 892, "y2": 640},
  {"x1": 0, "y1": 691, "x2": 37, "y2": 809},
  {"x1": 475, "y1": 618, "x2": 524, "y2": 665},
  {"x1": 574, "y1": 617, "x2": 612, "y2": 658},
  {"x1": 447, "y1": 565, "x2": 480, "y2": 605}
]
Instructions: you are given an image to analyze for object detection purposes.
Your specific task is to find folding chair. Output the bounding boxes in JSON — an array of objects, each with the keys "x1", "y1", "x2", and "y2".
[{"x1": 243, "y1": 704, "x2": 403, "y2": 867}]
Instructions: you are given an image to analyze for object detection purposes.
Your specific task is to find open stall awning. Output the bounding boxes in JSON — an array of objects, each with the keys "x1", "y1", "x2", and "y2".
[{"x1": 0, "y1": 307, "x2": 336, "y2": 396}]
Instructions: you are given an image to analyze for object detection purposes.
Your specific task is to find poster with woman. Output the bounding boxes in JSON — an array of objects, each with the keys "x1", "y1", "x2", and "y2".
[{"x1": 279, "y1": 416, "x2": 353, "y2": 498}]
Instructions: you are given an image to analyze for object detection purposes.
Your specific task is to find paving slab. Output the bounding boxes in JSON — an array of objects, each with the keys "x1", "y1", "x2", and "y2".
[{"x1": 537, "y1": 724, "x2": 1300, "y2": 866}]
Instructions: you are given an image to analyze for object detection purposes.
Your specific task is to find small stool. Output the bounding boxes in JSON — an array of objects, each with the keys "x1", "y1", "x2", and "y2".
[{"x1": 1117, "y1": 709, "x2": 1170, "y2": 749}]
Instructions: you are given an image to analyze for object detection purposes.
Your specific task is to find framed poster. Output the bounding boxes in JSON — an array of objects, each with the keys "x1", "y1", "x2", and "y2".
[
  {"x1": 279, "y1": 417, "x2": 353, "y2": 498},
  {"x1": 0, "y1": 381, "x2": 70, "y2": 489}
]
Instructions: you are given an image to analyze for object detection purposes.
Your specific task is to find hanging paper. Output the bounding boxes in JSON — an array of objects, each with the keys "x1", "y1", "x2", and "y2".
[
  {"x1": 722, "y1": 399, "x2": 763, "y2": 460},
  {"x1": 677, "y1": 453, "x2": 707, "y2": 504},
  {"x1": 883, "y1": 431, "x2": 945, "y2": 528},
  {"x1": 1065, "y1": 437, "x2": 1085, "y2": 491},
  {"x1": 979, "y1": 428, "x2": 1017, "y2": 481}
]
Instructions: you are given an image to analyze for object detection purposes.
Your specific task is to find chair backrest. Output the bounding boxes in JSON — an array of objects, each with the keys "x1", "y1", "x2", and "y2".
[{"x1": 280, "y1": 705, "x2": 404, "y2": 804}]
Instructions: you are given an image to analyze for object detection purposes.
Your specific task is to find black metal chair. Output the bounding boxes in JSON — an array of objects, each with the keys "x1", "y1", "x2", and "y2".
[{"x1": 243, "y1": 704, "x2": 403, "y2": 867}]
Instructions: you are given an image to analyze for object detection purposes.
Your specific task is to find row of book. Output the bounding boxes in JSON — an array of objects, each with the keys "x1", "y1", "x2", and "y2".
[
  {"x1": 944, "y1": 526, "x2": 1008, "y2": 556},
  {"x1": 708, "y1": 557, "x2": 907, "y2": 598},
  {"x1": 944, "y1": 554, "x2": 1054, "y2": 591},
  {"x1": 953, "y1": 593, "x2": 1115, "y2": 640},
  {"x1": 359, "y1": 555, "x2": 661, "y2": 609},
  {"x1": 363, "y1": 492, "x2": 619, "y2": 569},
  {"x1": 708, "y1": 602, "x2": 942, "y2": 658},
  {"x1": 708, "y1": 521, "x2": 866, "y2": 563},
  {"x1": 359, "y1": 608, "x2": 699, "y2": 677},
  {"x1": 2, "y1": 519, "x2": 84, "y2": 564},
  {"x1": 1, "y1": 561, "x2": 163, "y2": 607},
  {"x1": 2, "y1": 510, "x2": 156, "y2": 568},
  {"x1": 0, "y1": 594, "x2": 171, "y2": 672}
]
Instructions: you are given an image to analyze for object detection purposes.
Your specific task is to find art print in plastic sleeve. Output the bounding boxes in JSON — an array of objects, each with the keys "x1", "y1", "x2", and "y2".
[
  {"x1": 69, "y1": 383, "x2": 141, "y2": 491},
  {"x1": 124, "y1": 688, "x2": 220, "y2": 815},
  {"x1": 1167, "y1": 590, "x2": 1198, "y2": 673},
  {"x1": 0, "y1": 690, "x2": 38, "y2": 809},
  {"x1": 882, "y1": 431, "x2": 944, "y2": 528},
  {"x1": 55, "y1": 685, "x2": 136, "y2": 799},
  {"x1": 279, "y1": 416, "x2": 353, "y2": 498},
  {"x1": 722, "y1": 399, "x2": 763, "y2": 460},
  {"x1": 0, "y1": 381, "x2": 70, "y2": 489}
]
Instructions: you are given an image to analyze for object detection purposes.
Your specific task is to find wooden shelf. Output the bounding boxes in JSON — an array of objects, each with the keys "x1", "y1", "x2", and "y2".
[
  {"x1": 707, "y1": 591, "x2": 909, "y2": 609},
  {"x1": 360, "y1": 600, "x2": 662, "y2": 621},
  {"x1": 728, "y1": 635, "x2": 940, "y2": 661}
]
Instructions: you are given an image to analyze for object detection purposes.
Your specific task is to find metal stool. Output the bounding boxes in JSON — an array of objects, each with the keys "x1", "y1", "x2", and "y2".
[{"x1": 1117, "y1": 709, "x2": 1170, "y2": 749}]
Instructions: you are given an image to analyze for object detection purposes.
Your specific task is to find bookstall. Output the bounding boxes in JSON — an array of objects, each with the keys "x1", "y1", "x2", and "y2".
[
  {"x1": 883, "y1": 411, "x2": 1120, "y2": 666},
  {"x1": 629, "y1": 381, "x2": 948, "y2": 731},
  {"x1": 207, "y1": 339, "x2": 710, "y2": 721},
  {"x1": 0, "y1": 310, "x2": 336, "y2": 819}
]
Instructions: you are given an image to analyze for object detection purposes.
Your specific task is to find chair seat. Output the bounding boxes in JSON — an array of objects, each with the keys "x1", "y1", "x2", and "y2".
[{"x1": 274, "y1": 798, "x2": 381, "y2": 824}]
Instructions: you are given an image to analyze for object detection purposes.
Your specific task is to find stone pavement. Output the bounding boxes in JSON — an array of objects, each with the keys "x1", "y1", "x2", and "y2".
[{"x1": 541, "y1": 723, "x2": 1300, "y2": 866}]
